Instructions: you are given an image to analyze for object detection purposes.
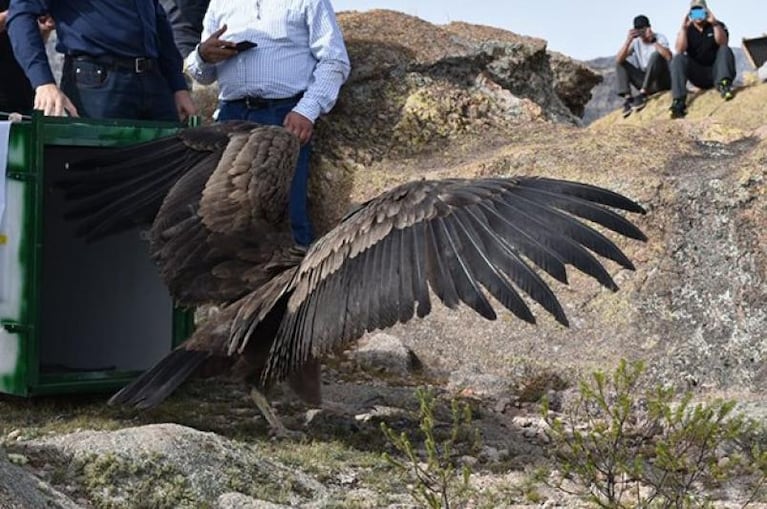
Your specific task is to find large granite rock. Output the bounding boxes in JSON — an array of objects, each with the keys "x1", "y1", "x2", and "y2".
[
  {"x1": 0, "y1": 447, "x2": 81, "y2": 509},
  {"x1": 16, "y1": 424, "x2": 327, "y2": 508}
]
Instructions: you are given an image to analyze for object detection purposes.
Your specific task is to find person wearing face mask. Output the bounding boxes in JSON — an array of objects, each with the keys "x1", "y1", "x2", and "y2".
[
  {"x1": 615, "y1": 14, "x2": 672, "y2": 118},
  {"x1": 669, "y1": 0, "x2": 736, "y2": 119}
]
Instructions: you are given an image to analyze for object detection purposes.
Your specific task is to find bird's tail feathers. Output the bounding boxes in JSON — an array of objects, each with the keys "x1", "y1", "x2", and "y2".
[{"x1": 108, "y1": 348, "x2": 210, "y2": 410}]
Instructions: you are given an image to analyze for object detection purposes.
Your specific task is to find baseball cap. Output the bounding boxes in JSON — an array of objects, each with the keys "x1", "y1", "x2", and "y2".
[
  {"x1": 633, "y1": 15, "x2": 651, "y2": 29},
  {"x1": 690, "y1": 0, "x2": 708, "y2": 8}
]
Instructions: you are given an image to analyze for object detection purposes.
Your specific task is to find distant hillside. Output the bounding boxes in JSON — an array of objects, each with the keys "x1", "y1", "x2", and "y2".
[{"x1": 582, "y1": 47, "x2": 755, "y2": 124}]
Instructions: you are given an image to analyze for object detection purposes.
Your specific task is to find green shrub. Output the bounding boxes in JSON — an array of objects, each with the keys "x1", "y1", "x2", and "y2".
[
  {"x1": 381, "y1": 387, "x2": 479, "y2": 509},
  {"x1": 542, "y1": 359, "x2": 767, "y2": 508}
]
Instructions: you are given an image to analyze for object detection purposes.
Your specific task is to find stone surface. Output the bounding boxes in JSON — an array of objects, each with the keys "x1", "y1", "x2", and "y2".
[
  {"x1": 0, "y1": 447, "x2": 81, "y2": 509},
  {"x1": 217, "y1": 493, "x2": 291, "y2": 509},
  {"x1": 17, "y1": 424, "x2": 327, "y2": 508},
  {"x1": 351, "y1": 332, "x2": 420, "y2": 376}
]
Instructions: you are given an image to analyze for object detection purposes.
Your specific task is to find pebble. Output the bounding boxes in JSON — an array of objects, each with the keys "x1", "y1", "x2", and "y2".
[{"x1": 7, "y1": 453, "x2": 28, "y2": 466}]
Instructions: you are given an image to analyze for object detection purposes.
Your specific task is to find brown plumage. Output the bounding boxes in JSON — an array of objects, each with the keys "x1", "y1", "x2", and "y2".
[{"x1": 60, "y1": 121, "x2": 647, "y2": 427}]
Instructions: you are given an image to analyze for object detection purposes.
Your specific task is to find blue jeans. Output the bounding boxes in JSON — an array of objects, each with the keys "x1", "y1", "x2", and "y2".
[
  {"x1": 61, "y1": 57, "x2": 179, "y2": 121},
  {"x1": 217, "y1": 99, "x2": 314, "y2": 247}
]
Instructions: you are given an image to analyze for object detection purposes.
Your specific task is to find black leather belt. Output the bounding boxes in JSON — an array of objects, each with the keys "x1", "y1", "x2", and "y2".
[
  {"x1": 69, "y1": 54, "x2": 156, "y2": 74},
  {"x1": 227, "y1": 94, "x2": 303, "y2": 109}
]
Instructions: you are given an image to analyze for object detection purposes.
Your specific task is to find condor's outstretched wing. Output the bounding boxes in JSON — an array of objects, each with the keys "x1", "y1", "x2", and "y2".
[
  {"x1": 59, "y1": 121, "x2": 253, "y2": 241},
  {"x1": 60, "y1": 122, "x2": 301, "y2": 304},
  {"x1": 229, "y1": 177, "x2": 646, "y2": 383}
]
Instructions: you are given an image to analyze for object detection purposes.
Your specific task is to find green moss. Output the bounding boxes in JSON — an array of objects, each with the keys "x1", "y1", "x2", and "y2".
[{"x1": 75, "y1": 452, "x2": 198, "y2": 509}]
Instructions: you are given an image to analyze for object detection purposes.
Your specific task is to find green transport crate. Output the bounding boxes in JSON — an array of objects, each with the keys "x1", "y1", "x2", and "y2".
[{"x1": 0, "y1": 112, "x2": 194, "y2": 397}]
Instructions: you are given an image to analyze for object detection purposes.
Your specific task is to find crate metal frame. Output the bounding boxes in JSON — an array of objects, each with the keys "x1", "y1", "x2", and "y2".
[{"x1": 0, "y1": 112, "x2": 194, "y2": 396}]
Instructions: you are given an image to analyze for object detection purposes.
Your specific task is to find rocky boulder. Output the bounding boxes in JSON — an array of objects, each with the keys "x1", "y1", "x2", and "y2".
[
  {"x1": 16, "y1": 424, "x2": 327, "y2": 508},
  {"x1": 0, "y1": 447, "x2": 80, "y2": 508}
]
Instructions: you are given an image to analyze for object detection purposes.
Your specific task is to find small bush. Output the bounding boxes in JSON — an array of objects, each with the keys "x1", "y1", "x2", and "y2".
[
  {"x1": 542, "y1": 359, "x2": 767, "y2": 508},
  {"x1": 381, "y1": 387, "x2": 480, "y2": 509}
]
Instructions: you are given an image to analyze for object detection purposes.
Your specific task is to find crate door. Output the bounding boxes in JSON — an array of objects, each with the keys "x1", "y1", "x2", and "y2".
[{"x1": 0, "y1": 121, "x2": 32, "y2": 395}]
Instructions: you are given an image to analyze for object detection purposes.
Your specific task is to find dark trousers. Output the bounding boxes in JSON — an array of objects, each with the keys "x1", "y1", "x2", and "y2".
[
  {"x1": 670, "y1": 45, "x2": 736, "y2": 99},
  {"x1": 217, "y1": 99, "x2": 314, "y2": 247},
  {"x1": 61, "y1": 57, "x2": 179, "y2": 122},
  {"x1": 616, "y1": 52, "x2": 671, "y2": 96}
]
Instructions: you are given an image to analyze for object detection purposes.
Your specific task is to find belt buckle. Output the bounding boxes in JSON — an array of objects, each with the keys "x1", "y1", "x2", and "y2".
[
  {"x1": 134, "y1": 58, "x2": 149, "y2": 73},
  {"x1": 244, "y1": 97, "x2": 266, "y2": 109}
]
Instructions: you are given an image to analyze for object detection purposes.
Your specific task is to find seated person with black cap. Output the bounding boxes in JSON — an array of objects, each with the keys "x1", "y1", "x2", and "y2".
[
  {"x1": 615, "y1": 14, "x2": 671, "y2": 118},
  {"x1": 669, "y1": 0, "x2": 736, "y2": 119}
]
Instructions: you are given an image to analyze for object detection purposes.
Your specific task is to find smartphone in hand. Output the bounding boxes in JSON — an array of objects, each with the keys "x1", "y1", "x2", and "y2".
[{"x1": 234, "y1": 41, "x2": 257, "y2": 52}]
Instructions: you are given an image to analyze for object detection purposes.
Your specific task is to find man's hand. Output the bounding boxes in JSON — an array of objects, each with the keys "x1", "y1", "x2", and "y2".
[
  {"x1": 706, "y1": 9, "x2": 718, "y2": 24},
  {"x1": 0, "y1": 10, "x2": 8, "y2": 33},
  {"x1": 681, "y1": 13, "x2": 691, "y2": 29},
  {"x1": 198, "y1": 25, "x2": 237, "y2": 64},
  {"x1": 34, "y1": 84, "x2": 78, "y2": 117},
  {"x1": 284, "y1": 112, "x2": 313, "y2": 145},
  {"x1": 174, "y1": 90, "x2": 196, "y2": 122},
  {"x1": 627, "y1": 28, "x2": 639, "y2": 41}
]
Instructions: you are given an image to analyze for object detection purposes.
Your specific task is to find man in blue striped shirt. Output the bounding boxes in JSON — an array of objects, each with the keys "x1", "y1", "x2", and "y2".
[
  {"x1": 8, "y1": 0, "x2": 196, "y2": 121},
  {"x1": 186, "y1": 0, "x2": 350, "y2": 248}
]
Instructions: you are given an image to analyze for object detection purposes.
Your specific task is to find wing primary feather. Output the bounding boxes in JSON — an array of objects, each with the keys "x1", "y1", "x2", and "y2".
[
  {"x1": 464, "y1": 203, "x2": 568, "y2": 284},
  {"x1": 450, "y1": 209, "x2": 540, "y2": 323},
  {"x1": 424, "y1": 220, "x2": 461, "y2": 309},
  {"x1": 397, "y1": 226, "x2": 416, "y2": 323},
  {"x1": 365, "y1": 236, "x2": 387, "y2": 330},
  {"x1": 410, "y1": 221, "x2": 431, "y2": 318},
  {"x1": 380, "y1": 231, "x2": 401, "y2": 328},
  {"x1": 433, "y1": 216, "x2": 496, "y2": 319},
  {"x1": 453, "y1": 208, "x2": 565, "y2": 324},
  {"x1": 492, "y1": 193, "x2": 636, "y2": 271},
  {"x1": 343, "y1": 250, "x2": 367, "y2": 342},
  {"x1": 478, "y1": 201, "x2": 618, "y2": 291},
  {"x1": 515, "y1": 177, "x2": 646, "y2": 214},
  {"x1": 507, "y1": 186, "x2": 647, "y2": 241}
]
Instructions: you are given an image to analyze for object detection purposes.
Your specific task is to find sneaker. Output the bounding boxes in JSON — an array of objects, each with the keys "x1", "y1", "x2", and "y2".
[
  {"x1": 622, "y1": 97, "x2": 634, "y2": 118},
  {"x1": 632, "y1": 93, "x2": 648, "y2": 112},
  {"x1": 718, "y1": 79, "x2": 734, "y2": 100},
  {"x1": 669, "y1": 98, "x2": 687, "y2": 119}
]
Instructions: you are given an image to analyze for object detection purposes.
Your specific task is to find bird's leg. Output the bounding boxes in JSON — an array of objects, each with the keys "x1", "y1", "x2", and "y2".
[{"x1": 250, "y1": 387, "x2": 301, "y2": 439}]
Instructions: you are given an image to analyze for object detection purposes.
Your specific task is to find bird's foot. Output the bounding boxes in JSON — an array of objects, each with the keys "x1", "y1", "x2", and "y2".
[{"x1": 250, "y1": 388, "x2": 304, "y2": 440}]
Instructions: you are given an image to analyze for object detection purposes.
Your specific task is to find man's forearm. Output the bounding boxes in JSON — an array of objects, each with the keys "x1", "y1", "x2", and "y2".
[
  {"x1": 7, "y1": 7, "x2": 54, "y2": 87},
  {"x1": 616, "y1": 39, "x2": 632, "y2": 64},
  {"x1": 713, "y1": 24, "x2": 728, "y2": 46},
  {"x1": 675, "y1": 30, "x2": 688, "y2": 54},
  {"x1": 294, "y1": 60, "x2": 349, "y2": 122}
]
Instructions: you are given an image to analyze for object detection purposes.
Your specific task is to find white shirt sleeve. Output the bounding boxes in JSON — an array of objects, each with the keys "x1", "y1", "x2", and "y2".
[
  {"x1": 292, "y1": 0, "x2": 351, "y2": 123},
  {"x1": 184, "y1": 1, "x2": 219, "y2": 85}
]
